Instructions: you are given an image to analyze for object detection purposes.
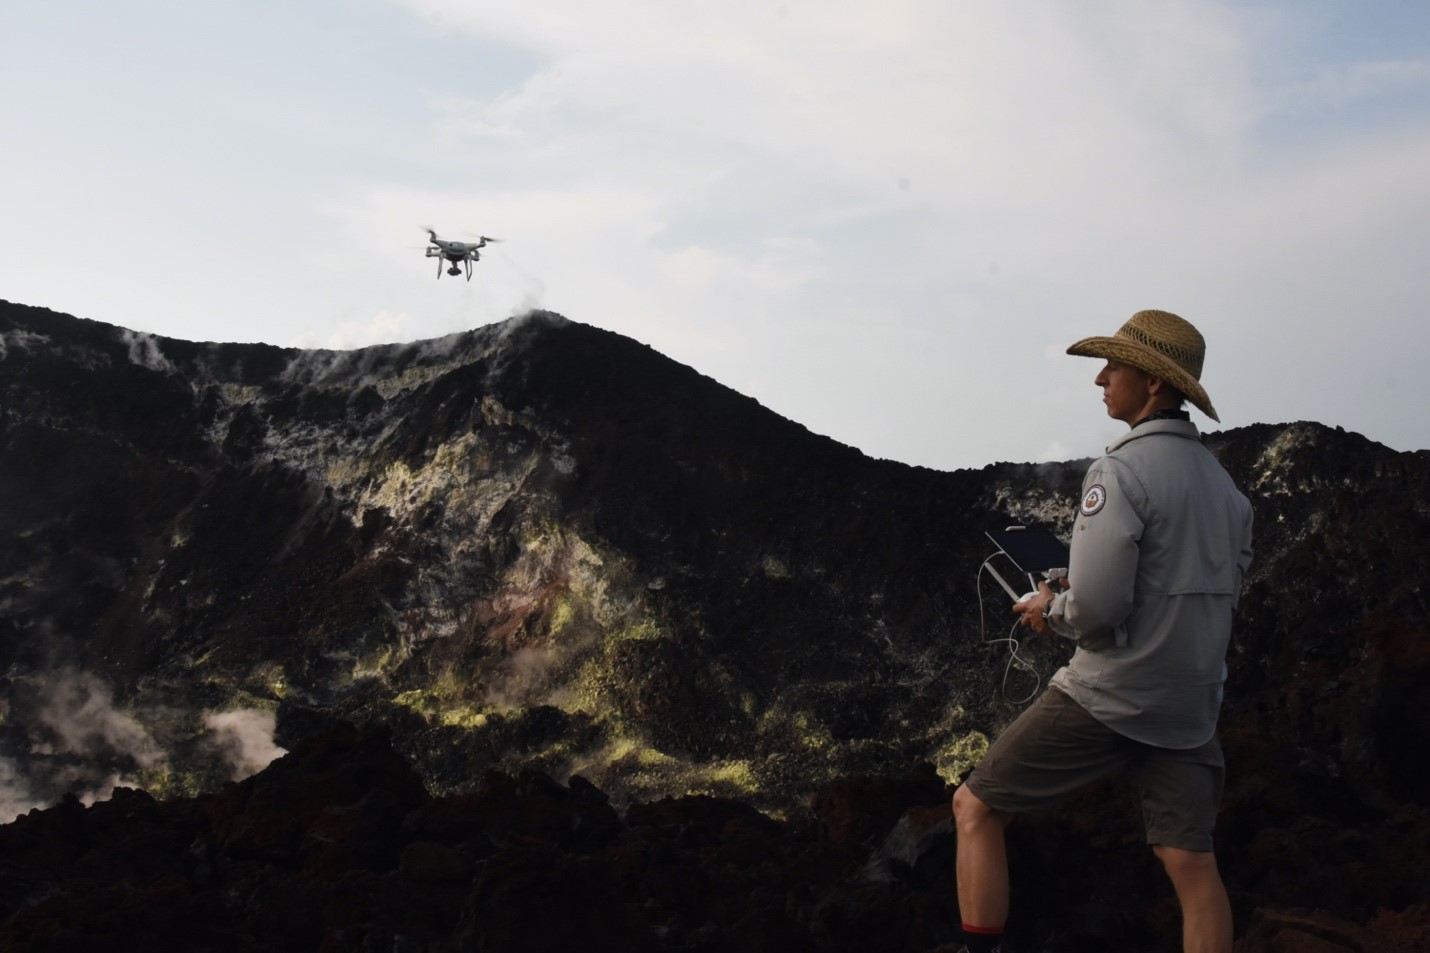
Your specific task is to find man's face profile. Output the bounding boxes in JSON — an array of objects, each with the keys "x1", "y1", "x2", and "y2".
[{"x1": 1095, "y1": 360, "x2": 1157, "y2": 425}]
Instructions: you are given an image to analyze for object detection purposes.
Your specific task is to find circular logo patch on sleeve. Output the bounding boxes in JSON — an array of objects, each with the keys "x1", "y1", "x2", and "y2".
[{"x1": 1080, "y1": 484, "x2": 1107, "y2": 516}]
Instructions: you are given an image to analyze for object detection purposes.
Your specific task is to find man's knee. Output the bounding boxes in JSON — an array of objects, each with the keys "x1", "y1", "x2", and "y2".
[
  {"x1": 952, "y1": 782, "x2": 981, "y2": 821},
  {"x1": 1152, "y1": 843, "x2": 1218, "y2": 881},
  {"x1": 953, "y1": 783, "x2": 1008, "y2": 831}
]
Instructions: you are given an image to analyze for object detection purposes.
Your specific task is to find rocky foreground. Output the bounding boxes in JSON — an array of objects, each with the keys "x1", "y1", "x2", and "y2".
[{"x1": 1, "y1": 719, "x2": 1427, "y2": 952}]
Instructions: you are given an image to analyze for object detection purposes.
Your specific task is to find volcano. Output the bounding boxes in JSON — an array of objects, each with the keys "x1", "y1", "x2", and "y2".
[{"x1": 1, "y1": 299, "x2": 1427, "y2": 951}]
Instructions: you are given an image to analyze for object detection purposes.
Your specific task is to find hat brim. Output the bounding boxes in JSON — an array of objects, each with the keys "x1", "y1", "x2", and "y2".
[{"x1": 1067, "y1": 336, "x2": 1219, "y2": 422}]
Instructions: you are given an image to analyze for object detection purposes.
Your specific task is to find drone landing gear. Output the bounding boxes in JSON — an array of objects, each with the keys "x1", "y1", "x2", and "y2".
[{"x1": 431, "y1": 249, "x2": 476, "y2": 281}]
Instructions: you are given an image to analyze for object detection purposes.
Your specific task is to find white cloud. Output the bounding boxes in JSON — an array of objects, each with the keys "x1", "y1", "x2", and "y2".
[
  {"x1": 3, "y1": 0, "x2": 1427, "y2": 467},
  {"x1": 1274, "y1": 58, "x2": 1430, "y2": 114}
]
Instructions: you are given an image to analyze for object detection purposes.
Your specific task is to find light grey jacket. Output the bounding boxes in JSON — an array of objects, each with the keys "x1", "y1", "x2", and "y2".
[{"x1": 1046, "y1": 419, "x2": 1254, "y2": 749}]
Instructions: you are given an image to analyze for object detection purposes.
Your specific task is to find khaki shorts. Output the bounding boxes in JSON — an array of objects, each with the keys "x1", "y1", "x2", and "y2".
[{"x1": 963, "y1": 686, "x2": 1224, "y2": 852}]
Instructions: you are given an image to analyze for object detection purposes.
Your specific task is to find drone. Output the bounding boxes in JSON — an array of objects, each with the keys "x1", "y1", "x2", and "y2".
[{"x1": 424, "y1": 230, "x2": 500, "y2": 281}]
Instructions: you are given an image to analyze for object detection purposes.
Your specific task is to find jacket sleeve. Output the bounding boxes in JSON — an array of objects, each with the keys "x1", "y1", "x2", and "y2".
[{"x1": 1049, "y1": 460, "x2": 1144, "y2": 646}]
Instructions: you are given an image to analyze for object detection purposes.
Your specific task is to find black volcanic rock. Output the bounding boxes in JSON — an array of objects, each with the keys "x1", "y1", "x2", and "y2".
[{"x1": 2, "y1": 299, "x2": 1429, "y2": 950}]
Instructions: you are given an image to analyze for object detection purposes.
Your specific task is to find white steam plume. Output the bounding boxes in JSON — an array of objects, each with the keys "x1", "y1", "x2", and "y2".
[
  {"x1": 203, "y1": 709, "x2": 287, "y2": 781},
  {"x1": 2, "y1": 672, "x2": 291, "y2": 824},
  {"x1": 120, "y1": 329, "x2": 177, "y2": 375},
  {"x1": 0, "y1": 756, "x2": 44, "y2": 824},
  {"x1": 36, "y1": 669, "x2": 165, "y2": 771}
]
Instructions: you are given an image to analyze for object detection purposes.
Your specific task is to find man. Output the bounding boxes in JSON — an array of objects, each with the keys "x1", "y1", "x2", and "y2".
[{"x1": 953, "y1": 310, "x2": 1254, "y2": 953}]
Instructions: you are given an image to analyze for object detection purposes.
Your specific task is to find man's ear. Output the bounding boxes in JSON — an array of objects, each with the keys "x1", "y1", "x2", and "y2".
[{"x1": 1144, "y1": 375, "x2": 1182, "y2": 409}]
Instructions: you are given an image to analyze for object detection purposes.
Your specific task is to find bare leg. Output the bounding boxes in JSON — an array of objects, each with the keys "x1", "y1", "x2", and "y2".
[
  {"x1": 1153, "y1": 845, "x2": 1232, "y2": 953},
  {"x1": 953, "y1": 785, "x2": 1016, "y2": 928}
]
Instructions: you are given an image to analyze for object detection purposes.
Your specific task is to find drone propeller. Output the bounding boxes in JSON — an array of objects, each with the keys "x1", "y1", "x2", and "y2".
[{"x1": 452, "y1": 230, "x2": 501, "y2": 243}]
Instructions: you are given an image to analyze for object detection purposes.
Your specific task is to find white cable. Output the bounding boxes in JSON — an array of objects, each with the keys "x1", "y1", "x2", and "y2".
[{"x1": 975, "y1": 553, "x2": 1042, "y2": 705}]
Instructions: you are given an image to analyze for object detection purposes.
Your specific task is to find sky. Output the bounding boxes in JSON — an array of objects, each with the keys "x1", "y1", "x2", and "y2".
[{"x1": 3, "y1": 0, "x2": 1428, "y2": 471}]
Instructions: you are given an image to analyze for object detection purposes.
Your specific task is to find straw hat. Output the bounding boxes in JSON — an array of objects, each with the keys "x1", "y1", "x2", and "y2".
[{"x1": 1066, "y1": 309, "x2": 1219, "y2": 421}]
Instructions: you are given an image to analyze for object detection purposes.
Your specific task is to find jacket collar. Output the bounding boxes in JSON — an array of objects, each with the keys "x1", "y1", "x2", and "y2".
[{"x1": 1105, "y1": 417, "x2": 1200, "y2": 453}]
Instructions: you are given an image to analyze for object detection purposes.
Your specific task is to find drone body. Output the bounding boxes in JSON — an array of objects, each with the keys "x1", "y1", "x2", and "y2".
[{"x1": 424, "y1": 230, "x2": 499, "y2": 281}]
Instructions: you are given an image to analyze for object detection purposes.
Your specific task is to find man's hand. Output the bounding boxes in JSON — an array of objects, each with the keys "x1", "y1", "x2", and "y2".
[{"x1": 1013, "y1": 579, "x2": 1065, "y2": 635}]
